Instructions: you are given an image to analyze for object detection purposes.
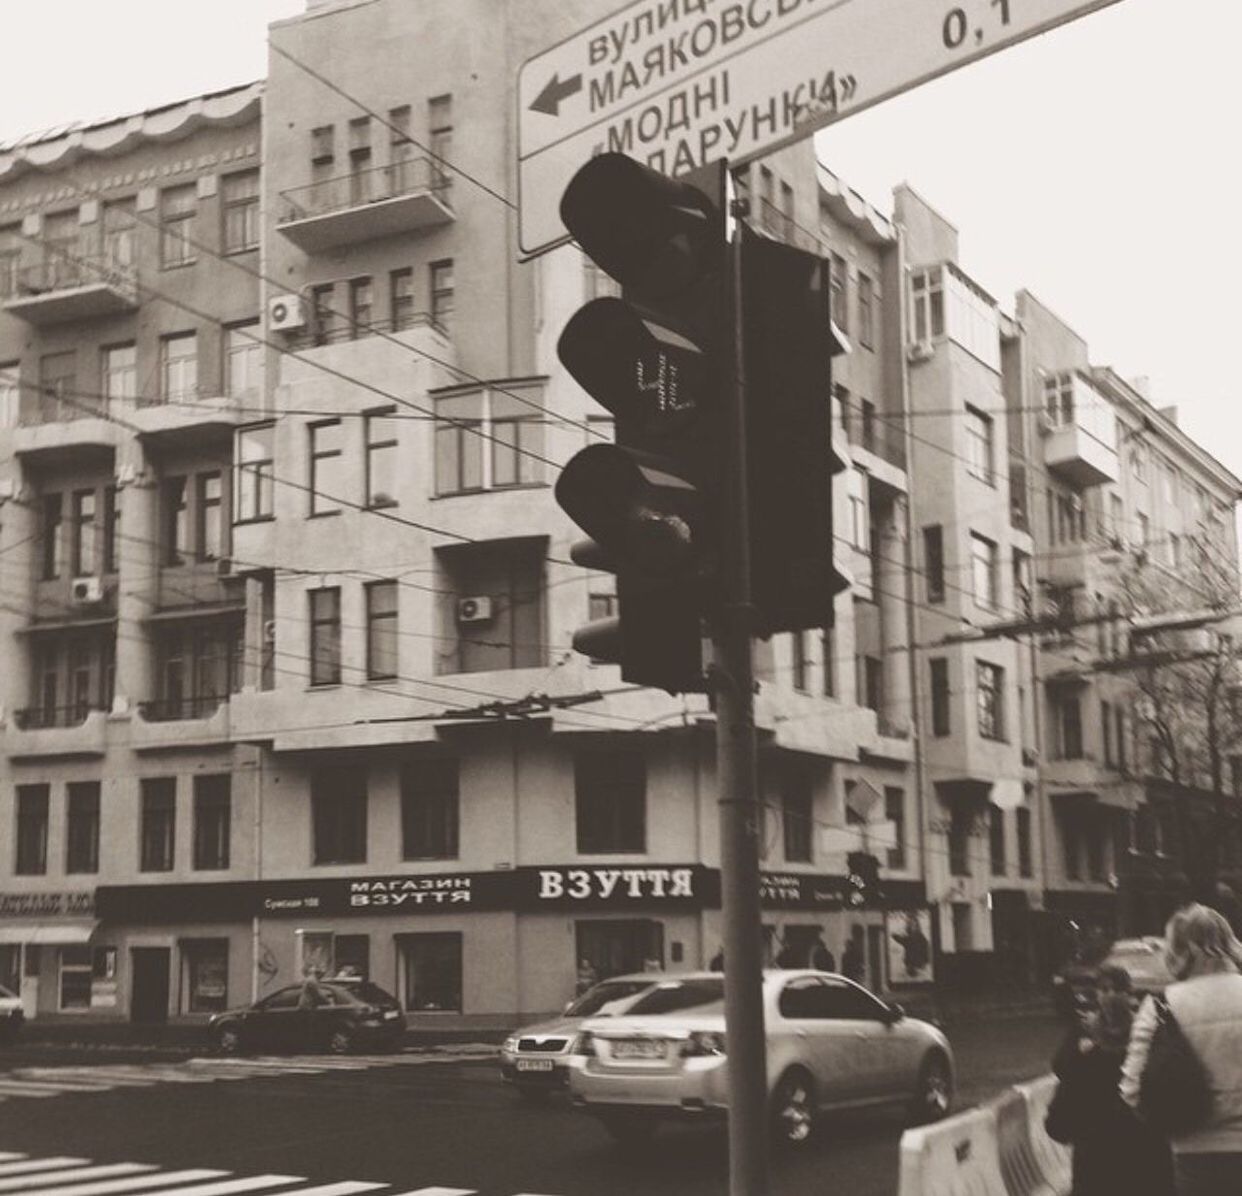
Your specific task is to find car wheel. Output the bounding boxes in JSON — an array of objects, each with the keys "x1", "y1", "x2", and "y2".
[
  {"x1": 215, "y1": 1026, "x2": 243, "y2": 1056},
  {"x1": 770, "y1": 1068, "x2": 817, "y2": 1149},
  {"x1": 327, "y1": 1028, "x2": 354, "y2": 1055},
  {"x1": 907, "y1": 1051, "x2": 953, "y2": 1125},
  {"x1": 599, "y1": 1111, "x2": 659, "y2": 1145}
]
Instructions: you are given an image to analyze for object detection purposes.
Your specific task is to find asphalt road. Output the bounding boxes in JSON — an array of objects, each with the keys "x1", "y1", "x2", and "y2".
[{"x1": 0, "y1": 1014, "x2": 1064, "y2": 1196}]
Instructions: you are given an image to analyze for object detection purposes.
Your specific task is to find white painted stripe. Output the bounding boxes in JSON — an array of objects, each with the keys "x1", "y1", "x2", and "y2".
[
  {"x1": 384, "y1": 1188, "x2": 477, "y2": 1196},
  {"x1": 268, "y1": 1184, "x2": 385, "y2": 1196},
  {"x1": 0, "y1": 1156, "x2": 24, "y2": 1163},
  {"x1": 22, "y1": 1168, "x2": 227, "y2": 1196},
  {"x1": 122, "y1": 1175, "x2": 304, "y2": 1196},
  {"x1": 12, "y1": 1070, "x2": 130, "y2": 1087},
  {"x1": 0, "y1": 1080, "x2": 83, "y2": 1095},
  {"x1": 0, "y1": 1163, "x2": 156, "y2": 1192},
  {"x1": 0, "y1": 1159, "x2": 89, "y2": 1177}
]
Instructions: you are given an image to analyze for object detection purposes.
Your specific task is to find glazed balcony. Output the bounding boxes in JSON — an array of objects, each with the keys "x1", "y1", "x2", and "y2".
[
  {"x1": 277, "y1": 157, "x2": 455, "y2": 253},
  {"x1": 3, "y1": 255, "x2": 139, "y2": 326},
  {"x1": 1040, "y1": 373, "x2": 1118, "y2": 487}
]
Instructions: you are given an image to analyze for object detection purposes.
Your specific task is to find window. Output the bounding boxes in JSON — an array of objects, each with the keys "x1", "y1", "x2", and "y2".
[
  {"x1": 390, "y1": 267, "x2": 415, "y2": 331},
  {"x1": 40, "y1": 350, "x2": 76, "y2": 419},
  {"x1": 183, "y1": 940, "x2": 229, "y2": 1013},
  {"x1": 948, "y1": 807, "x2": 970, "y2": 877},
  {"x1": 309, "y1": 587, "x2": 342, "y2": 686},
  {"x1": 781, "y1": 763, "x2": 813, "y2": 863},
  {"x1": 221, "y1": 169, "x2": 259, "y2": 253},
  {"x1": 65, "y1": 781, "x2": 100, "y2": 874},
  {"x1": 886, "y1": 788, "x2": 906, "y2": 869},
  {"x1": 576, "y1": 751, "x2": 646, "y2": 853},
  {"x1": 588, "y1": 592, "x2": 617, "y2": 622},
  {"x1": 829, "y1": 254, "x2": 848, "y2": 333},
  {"x1": 1137, "y1": 512, "x2": 1150, "y2": 547},
  {"x1": 365, "y1": 580, "x2": 399, "y2": 680},
  {"x1": 15, "y1": 784, "x2": 49, "y2": 875},
  {"x1": 1102, "y1": 700, "x2": 1113, "y2": 766},
  {"x1": 930, "y1": 658, "x2": 950, "y2": 736},
  {"x1": 791, "y1": 630, "x2": 809, "y2": 692},
  {"x1": 989, "y1": 804, "x2": 1006, "y2": 876},
  {"x1": 197, "y1": 473, "x2": 223, "y2": 562},
  {"x1": 0, "y1": 224, "x2": 19, "y2": 300},
  {"x1": 102, "y1": 343, "x2": 136, "y2": 403},
  {"x1": 140, "y1": 777, "x2": 176, "y2": 872},
  {"x1": 160, "y1": 332, "x2": 197, "y2": 403},
  {"x1": 312, "y1": 767, "x2": 367, "y2": 865},
  {"x1": 235, "y1": 423, "x2": 274, "y2": 522},
  {"x1": 435, "y1": 386, "x2": 546, "y2": 495},
  {"x1": 101, "y1": 198, "x2": 135, "y2": 268},
  {"x1": 349, "y1": 276, "x2": 373, "y2": 339},
  {"x1": 1043, "y1": 372, "x2": 1074, "y2": 427},
  {"x1": 1085, "y1": 819, "x2": 1106, "y2": 882},
  {"x1": 965, "y1": 405, "x2": 994, "y2": 485},
  {"x1": 821, "y1": 628, "x2": 836, "y2": 697},
  {"x1": 430, "y1": 259, "x2": 454, "y2": 333},
  {"x1": 224, "y1": 322, "x2": 261, "y2": 401},
  {"x1": 491, "y1": 391, "x2": 543, "y2": 488},
  {"x1": 388, "y1": 104, "x2": 413, "y2": 190},
  {"x1": 365, "y1": 411, "x2": 398, "y2": 508},
  {"x1": 400, "y1": 932, "x2": 461, "y2": 1012},
  {"x1": 310, "y1": 124, "x2": 334, "y2": 180},
  {"x1": 428, "y1": 94, "x2": 453, "y2": 198},
  {"x1": 311, "y1": 283, "x2": 335, "y2": 345},
  {"x1": 72, "y1": 489, "x2": 97, "y2": 576},
  {"x1": 910, "y1": 267, "x2": 944, "y2": 341},
  {"x1": 970, "y1": 533, "x2": 998, "y2": 610},
  {"x1": 192, "y1": 775, "x2": 231, "y2": 871},
  {"x1": 861, "y1": 655, "x2": 883, "y2": 713},
  {"x1": 923, "y1": 526, "x2": 945, "y2": 603},
  {"x1": 0, "y1": 361, "x2": 18, "y2": 426},
  {"x1": 857, "y1": 272, "x2": 875, "y2": 349},
  {"x1": 400, "y1": 756, "x2": 459, "y2": 859},
  {"x1": 335, "y1": 935, "x2": 370, "y2": 980},
  {"x1": 159, "y1": 183, "x2": 196, "y2": 267},
  {"x1": 1017, "y1": 805, "x2": 1033, "y2": 878},
  {"x1": 976, "y1": 661, "x2": 1005, "y2": 740},
  {"x1": 309, "y1": 420, "x2": 344, "y2": 515},
  {"x1": 162, "y1": 476, "x2": 188, "y2": 565},
  {"x1": 348, "y1": 117, "x2": 372, "y2": 203},
  {"x1": 1108, "y1": 493, "x2": 1124, "y2": 540},
  {"x1": 1116, "y1": 706, "x2": 1128, "y2": 774},
  {"x1": 1131, "y1": 448, "x2": 1147, "y2": 484},
  {"x1": 1012, "y1": 549, "x2": 1032, "y2": 614}
]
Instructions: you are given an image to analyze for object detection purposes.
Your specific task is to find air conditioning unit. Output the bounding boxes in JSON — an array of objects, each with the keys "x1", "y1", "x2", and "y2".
[
  {"x1": 906, "y1": 340, "x2": 934, "y2": 364},
  {"x1": 262, "y1": 619, "x2": 277, "y2": 644},
  {"x1": 70, "y1": 576, "x2": 104, "y2": 605},
  {"x1": 456, "y1": 595, "x2": 494, "y2": 625},
  {"x1": 268, "y1": 292, "x2": 306, "y2": 333}
]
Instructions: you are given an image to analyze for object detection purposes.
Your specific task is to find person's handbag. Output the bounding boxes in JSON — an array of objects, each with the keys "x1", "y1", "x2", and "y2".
[
  {"x1": 1138, "y1": 996, "x2": 1213, "y2": 1135},
  {"x1": 1043, "y1": 1078, "x2": 1077, "y2": 1145}
]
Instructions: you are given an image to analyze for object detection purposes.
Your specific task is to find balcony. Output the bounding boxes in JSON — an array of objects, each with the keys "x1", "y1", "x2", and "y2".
[
  {"x1": 277, "y1": 158, "x2": 455, "y2": 253},
  {"x1": 6, "y1": 705, "x2": 109, "y2": 759},
  {"x1": 3, "y1": 255, "x2": 139, "y2": 326},
  {"x1": 12, "y1": 393, "x2": 121, "y2": 465},
  {"x1": 131, "y1": 387, "x2": 244, "y2": 448},
  {"x1": 1041, "y1": 373, "x2": 1119, "y2": 487},
  {"x1": 134, "y1": 694, "x2": 231, "y2": 751}
]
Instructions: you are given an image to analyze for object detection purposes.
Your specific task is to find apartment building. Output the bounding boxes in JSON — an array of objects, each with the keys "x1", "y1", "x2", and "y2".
[{"x1": 1, "y1": 0, "x2": 1235, "y2": 1027}]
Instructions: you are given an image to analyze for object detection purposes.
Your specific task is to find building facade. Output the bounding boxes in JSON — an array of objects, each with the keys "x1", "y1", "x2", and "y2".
[{"x1": 0, "y1": 0, "x2": 1237, "y2": 1027}]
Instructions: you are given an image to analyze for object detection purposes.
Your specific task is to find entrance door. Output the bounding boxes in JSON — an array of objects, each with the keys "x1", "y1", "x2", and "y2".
[{"x1": 130, "y1": 948, "x2": 170, "y2": 1024}]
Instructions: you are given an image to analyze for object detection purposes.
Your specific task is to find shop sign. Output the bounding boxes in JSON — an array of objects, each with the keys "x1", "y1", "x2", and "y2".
[
  {"x1": 529, "y1": 866, "x2": 699, "y2": 905},
  {"x1": 0, "y1": 891, "x2": 94, "y2": 917}
]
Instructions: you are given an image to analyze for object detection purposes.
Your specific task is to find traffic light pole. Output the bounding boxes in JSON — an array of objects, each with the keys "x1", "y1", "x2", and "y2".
[{"x1": 715, "y1": 217, "x2": 769, "y2": 1196}]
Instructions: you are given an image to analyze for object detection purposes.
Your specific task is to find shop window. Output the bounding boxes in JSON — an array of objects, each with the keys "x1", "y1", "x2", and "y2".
[
  {"x1": 334, "y1": 935, "x2": 370, "y2": 980},
  {"x1": 59, "y1": 946, "x2": 93, "y2": 1010},
  {"x1": 400, "y1": 756, "x2": 459, "y2": 860},
  {"x1": 400, "y1": 933, "x2": 462, "y2": 1012},
  {"x1": 182, "y1": 939, "x2": 228, "y2": 1013},
  {"x1": 575, "y1": 750, "x2": 645, "y2": 854},
  {"x1": 576, "y1": 919, "x2": 664, "y2": 981}
]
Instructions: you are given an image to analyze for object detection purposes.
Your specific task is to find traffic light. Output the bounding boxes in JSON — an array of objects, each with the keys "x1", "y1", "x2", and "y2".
[
  {"x1": 741, "y1": 226, "x2": 849, "y2": 635},
  {"x1": 555, "y1": 154, "x2": 728, "y2": 693},
  {"x1": 846, "y1": 850, "x2": 883, "y2": 908}
]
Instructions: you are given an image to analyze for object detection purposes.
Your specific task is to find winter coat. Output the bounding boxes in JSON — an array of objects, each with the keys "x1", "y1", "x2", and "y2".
[{"x1": 1049, "y1": 1030, "x2": 1175, "y2": 1196}]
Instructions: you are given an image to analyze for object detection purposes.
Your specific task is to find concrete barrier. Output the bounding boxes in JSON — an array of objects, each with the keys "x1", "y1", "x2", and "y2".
[{"x1": 898, "y1": 1075, "x2": 1071, "y2": 1196}]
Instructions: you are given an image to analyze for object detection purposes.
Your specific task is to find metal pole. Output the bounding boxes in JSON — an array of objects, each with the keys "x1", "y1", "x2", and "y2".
[{"x1": 715, "y1": 218, "x2": 768, "y2": 1196}]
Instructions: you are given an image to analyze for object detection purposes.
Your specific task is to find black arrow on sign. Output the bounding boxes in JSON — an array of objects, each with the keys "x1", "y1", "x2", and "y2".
[{"x1": 530, "y1": 72, "x2": 583, "y2": 116}]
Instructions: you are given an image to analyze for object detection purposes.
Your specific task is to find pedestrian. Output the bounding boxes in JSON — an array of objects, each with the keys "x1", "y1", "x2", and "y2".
[
  {"x1": 1045, "y1": 965, "x2": 1174, "y2": 1196},
  {"x1": 575, "y1": 958, "x2": 597, "y2": 997},
  {"x1": 808, "y1": 928, "x2": 835, "y2": 972},
  {"x1": 708, "y1": 947, "x2": 724, "y2": 972},
  {"x1": 775, "y1": 931, "x2": 801, "y2": 968},
  {"x1": 1120, "y1": 904, "x2": 1242, "y2": 1196},
  {"x1": 842, "y1": 928, "x2": 865, "y2": 984}
]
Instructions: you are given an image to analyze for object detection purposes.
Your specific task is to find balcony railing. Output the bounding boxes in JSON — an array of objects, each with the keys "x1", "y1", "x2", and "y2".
[
  {"x1": 14, "y1": 702, "x2": 107, "y2": 730},
  {"x1": 287, "y1": 309, "x2": 450, "y2": 352},
  {"x1": 19, "y1": 391, "x2": 108, "y2": 426},
  {"x1": 139, "y1": 694, "x2": 229, "y2": 723},
  {"x1": 276, "y1": 158, "x2": 455, "y2": 252},
  {"x1": 3, "y1": 254, "x2": 140, "y2": 325}
]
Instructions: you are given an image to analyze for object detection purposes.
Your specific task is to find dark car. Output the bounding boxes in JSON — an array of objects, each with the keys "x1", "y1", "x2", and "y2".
[
  {"x1": 1053, "y1": 936, "x2": 1171, "y2": 1018},
  {"x1": 208, "y1": 978, "x2": 405, "y2": 1055}
]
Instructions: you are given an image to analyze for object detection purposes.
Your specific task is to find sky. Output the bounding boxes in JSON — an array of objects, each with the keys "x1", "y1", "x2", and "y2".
[{"x1": 1, "y1": 0, "x2": 1238, "y2": 478}]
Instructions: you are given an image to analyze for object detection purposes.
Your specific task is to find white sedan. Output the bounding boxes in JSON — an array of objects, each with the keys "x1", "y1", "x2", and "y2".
[{"x1": 568, "y1": 970, "x2": 953, "y2": 1147}]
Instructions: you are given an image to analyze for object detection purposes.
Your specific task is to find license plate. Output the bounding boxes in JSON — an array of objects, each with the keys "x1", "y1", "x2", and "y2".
[
  {"x1": 612, "y1": 1039, "x2": 664, "y2": 1060},
  {"x1": 516, "y1": 1058, "x2": 555, "y2": 1072},
  {"x1": 383, "y1": 1010, "x2": 400, "y2": 1020}
]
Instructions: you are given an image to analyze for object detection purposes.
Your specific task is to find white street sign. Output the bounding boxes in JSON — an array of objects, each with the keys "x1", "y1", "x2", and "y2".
[{"x1": 518, "y1": 0, "x2": 1124, "y2": 256}]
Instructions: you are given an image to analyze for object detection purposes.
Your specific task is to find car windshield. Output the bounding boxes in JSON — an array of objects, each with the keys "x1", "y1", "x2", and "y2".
[
  {"x1": 325, "y1": 981, "x2": 395, "y2": 1006},
  {"x1": 624, "y1": 978, "x2": 724, "y2": 1016},
  {"x1": 565, "y1": 980, "x2": 653, "y2": 1017}
]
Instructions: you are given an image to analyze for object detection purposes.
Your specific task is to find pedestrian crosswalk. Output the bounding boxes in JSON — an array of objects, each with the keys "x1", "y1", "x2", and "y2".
[
  {"x1": 0, "y1": 1052, "x2": 488, "y2": 1103},
  {"x1": 0, "y1": 1151, "x2": 556, "y2": 1196}
]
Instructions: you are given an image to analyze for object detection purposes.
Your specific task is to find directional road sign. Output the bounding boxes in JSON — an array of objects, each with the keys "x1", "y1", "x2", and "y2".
[{"x1": 518, "y1": 0, "x2": 1125, "y2": 256}]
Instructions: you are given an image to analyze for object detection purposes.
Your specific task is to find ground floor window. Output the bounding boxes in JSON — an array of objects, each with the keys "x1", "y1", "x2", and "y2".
[
  {"x1": 575, "y1": 919, "x2": 664, "y2": 985},
  {"x1": 182, "y1": 939, "x2": 229, "y2": 1013},
  {"x1": 399, "y1": 933, "x2": 461, "y2": 1013},
  {"x1": 334, "y1": 934, "x2": 370, "y2": 980},
  {"x1": 59, "y1": 946, "x2": 93, "y2": 1010},
  {"x1": 0, "y1": 945, "x2": 20, "y2": 993}
]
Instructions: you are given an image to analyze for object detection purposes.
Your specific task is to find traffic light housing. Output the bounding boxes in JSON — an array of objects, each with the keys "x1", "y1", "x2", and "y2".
[
  {"x1": 846, "y1": 850, "x2": 883, "y2": 908},
  {"x1": 555, "y1": 154, "x2": 728, "y2": 693},
  {"x1": 741, "y1": 227, "x2": 849, "y2": 635}
]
